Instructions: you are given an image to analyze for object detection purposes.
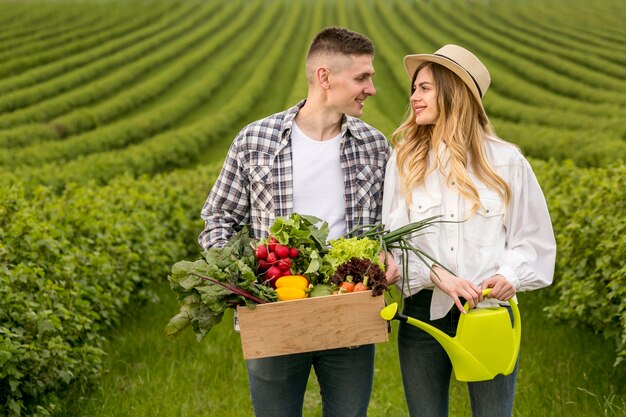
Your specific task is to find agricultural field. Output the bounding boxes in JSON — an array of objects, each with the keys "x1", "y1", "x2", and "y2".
[{"x1": 0, "y1": 0, "x2": 624, "y2": 416}]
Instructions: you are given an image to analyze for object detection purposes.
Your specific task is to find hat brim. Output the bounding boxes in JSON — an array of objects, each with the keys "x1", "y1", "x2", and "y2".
[{"x1": 403, "y1": 54, "x2": 484, "y2": 109}]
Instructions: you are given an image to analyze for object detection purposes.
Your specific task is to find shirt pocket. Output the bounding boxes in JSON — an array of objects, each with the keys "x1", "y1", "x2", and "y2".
[
  {"x1": 249, "y1": 165, "x2": 273, "y2": 211},
  {"x1": 409, "y1": 189, "x2": 442, "y2": 223},
  {"x1": 355, "y1": 164, "x2": 384, "y2": 208},
  {"x1": 464, "y1": 194, "x2": 505, "y2": 246}
]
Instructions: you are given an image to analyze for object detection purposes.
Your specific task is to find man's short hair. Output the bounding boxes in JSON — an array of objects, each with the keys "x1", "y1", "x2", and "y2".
[{"x1": 307, "y1": 27, "x2": 375, "y2": 59}]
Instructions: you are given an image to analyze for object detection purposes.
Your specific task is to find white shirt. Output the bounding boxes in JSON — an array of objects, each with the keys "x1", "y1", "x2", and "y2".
[
  {"x1": 382, "y1": 137, "x2": 556, "y2": 320},
  {"x1": 291, "y1": 122, "x2": 346, "y2": 241}
]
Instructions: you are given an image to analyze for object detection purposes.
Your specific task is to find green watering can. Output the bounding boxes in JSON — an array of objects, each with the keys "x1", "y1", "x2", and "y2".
[{"x1": 380, "y1": 289, "x2": 521, "y2": 382}]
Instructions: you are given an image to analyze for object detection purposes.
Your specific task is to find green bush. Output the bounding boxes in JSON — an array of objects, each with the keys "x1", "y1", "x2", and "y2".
[
  {"x1": 533, "y1": 159, "x2": 626, "y2": 367},
  {"x1": 0, "y1": 166, "x2": 217, "y2": 416}
]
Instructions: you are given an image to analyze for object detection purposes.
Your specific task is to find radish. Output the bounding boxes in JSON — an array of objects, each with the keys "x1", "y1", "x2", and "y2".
[
  {"x1": 277, "y1": 257, "x2": 292, "y2": 271},
  {"x1": 266, "y1": 252, "x2": 278, "y2": 264},
  {"x1": 289, "y1": 247, "x2": 299, "y2": 258},
  {"x1": 255, "y1": 245, "x2": 268, "y2": 260},
  {"x1": 257, "y1": 260, "x2": 271, "y2": 271},
  {"x1": 275, "y1": 244, "x2": 289, "y2": 258},
  {"x1": 265, "y1": 266, "x2": 282, "y2": 280}
]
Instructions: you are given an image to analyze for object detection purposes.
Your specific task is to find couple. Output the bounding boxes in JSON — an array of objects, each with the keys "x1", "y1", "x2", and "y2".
[{"x1": 199, "y1": 27, "x2": 556, "y2": 417}]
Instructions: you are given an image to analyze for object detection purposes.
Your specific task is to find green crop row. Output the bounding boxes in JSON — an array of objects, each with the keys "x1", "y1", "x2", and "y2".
[
  {"x1": 0, "y1": 2, "x2": 200, "y2": 103},
  {"x1": 0, "y1": 0, "x2": 301, "y2": 190},
  {"x1": 388, "y1": 0, "x2": 626, "y2": 117},
  {"x1": 374, "y1": 0, "x2": 626, "y2": 122},
  {"x1": 0, "y1": 0, "x2": 235, "y2": 133},
  {"x1": 0, "y1": 4, "x2": 88, "y2": 48},
  {"x1": 0, "y1": 1, "x2": 266, "y2": 168},
  {"x1": 0, "y1": 164, "x2": 220, "y2": 417},
  {"x1": 492, "y1": 118, "x2": 626, "y2": 168},
  {"x1": 0, "y1": 2, "x2": 159, "y2": 66},
  {"x1": 460, "y1": 2, "x2": 626, "y2": 81},
  {"x1": 404, "y1": 1, "x2": 626, "y2": 107},
  {"x1": 532, "y1": 159, "x2": 626, "y2": 367},
  {"x1": 0, "y1": 2, "x2": 244, "y2": 149},
  {"x1": 434, "y1": 1, "x2": 626, "y2": 92}
]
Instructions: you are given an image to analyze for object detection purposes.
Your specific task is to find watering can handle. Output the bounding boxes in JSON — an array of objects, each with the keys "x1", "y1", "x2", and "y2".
[{"x1": 463, "y1": 288, "x2": 518, "y2": 311}]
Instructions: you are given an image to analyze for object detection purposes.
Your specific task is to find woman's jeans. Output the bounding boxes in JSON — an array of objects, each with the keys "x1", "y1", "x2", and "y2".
[
  {"x1": 398, "y1": 290, "x2": 518, "y2": 417},
  {"x1": 246, "y1": 344, "x2": 375, "y2": 417}
]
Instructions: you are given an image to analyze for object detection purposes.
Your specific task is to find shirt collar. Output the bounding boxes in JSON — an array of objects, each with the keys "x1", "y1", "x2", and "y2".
[{"x1": 281, "y1": 99, "x2": 364, "y2": 141}]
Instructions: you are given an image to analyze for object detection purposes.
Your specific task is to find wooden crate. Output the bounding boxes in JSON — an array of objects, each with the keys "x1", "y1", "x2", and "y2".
[{"x1": 237, "y1": 290, "x2": 389, "y2": 359}]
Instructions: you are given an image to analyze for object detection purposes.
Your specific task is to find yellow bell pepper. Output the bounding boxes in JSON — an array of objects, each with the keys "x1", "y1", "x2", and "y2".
[
  {"x1": 276, "y1": 287, "x2": 307, "y2": 301},
  {"x1": 275, "y1": 275, "x2": 309, "y2": 291}
]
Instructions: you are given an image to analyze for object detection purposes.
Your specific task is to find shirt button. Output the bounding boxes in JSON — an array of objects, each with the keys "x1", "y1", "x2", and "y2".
[
  {"x1": 451, "y1": 181, "x2": 456, "y2": 186},
  {"x1": 450, "y1": 213, "x2": 455, "y2": 218},
  {"x1": 450, "y1": 246, "x2": 454, "y2": 251},
  {"x1": 418, "y1": 205, "x2": 422, "y2": 209}
]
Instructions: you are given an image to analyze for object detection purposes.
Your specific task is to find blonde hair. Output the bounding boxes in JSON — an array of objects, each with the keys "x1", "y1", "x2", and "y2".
[{"x1": 391, "y1": 62, "x2": 511, "y2": 213}]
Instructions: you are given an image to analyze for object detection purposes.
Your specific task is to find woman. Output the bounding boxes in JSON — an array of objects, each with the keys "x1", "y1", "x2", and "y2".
[{"x1": 382, "y1": 45, "x2": 556, "y2": 417}]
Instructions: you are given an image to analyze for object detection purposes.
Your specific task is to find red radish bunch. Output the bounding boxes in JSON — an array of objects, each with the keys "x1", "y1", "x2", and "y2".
[{"x1": 255, "y1": 236, "x2": 300, "y2": 287}]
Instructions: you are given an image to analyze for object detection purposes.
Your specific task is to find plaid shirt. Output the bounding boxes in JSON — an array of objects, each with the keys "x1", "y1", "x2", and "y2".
[{"x1": 199, "y1": 100, "x2": 391, "y2": 249}]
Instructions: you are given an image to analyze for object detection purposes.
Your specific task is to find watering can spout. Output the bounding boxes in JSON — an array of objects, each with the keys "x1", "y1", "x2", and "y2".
[
  {"x1": 380, "y1": 290, "x2": 520, "y2": 382},
  {"x1": 380, "y1": 303, "x2": 494, "y2": 381}
]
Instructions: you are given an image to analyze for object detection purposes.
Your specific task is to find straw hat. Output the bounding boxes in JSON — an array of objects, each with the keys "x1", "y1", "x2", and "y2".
[{"x1": 403, "y1": 45, "x2": 490, "y2": 108}]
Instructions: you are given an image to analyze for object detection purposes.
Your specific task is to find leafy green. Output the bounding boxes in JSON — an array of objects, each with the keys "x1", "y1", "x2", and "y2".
[
  {"x1": 164, "y1": 227, "x2": 277, "y2": 341},
  {"x1": 269, "y1": 213, "x2": 328, "y2": 249},
  {"x1": 267, "y1": 213, "x2": 329, "y2": 282},
  {"x1": 320, "y1": 236, "x2": 383, "y2": 279}
]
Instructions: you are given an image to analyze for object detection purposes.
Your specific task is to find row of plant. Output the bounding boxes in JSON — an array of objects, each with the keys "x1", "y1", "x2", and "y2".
[
  {"x1": 0, "y1": 3, "x2": 237, "y2": 135},
  {"x1": 531, "y1": 159, "x2": 626, "y2": 367},
  {"x1": 0, "y1": 0, "x2": 301, "y2": 191},
  {"x1": 0, "y1": 3, "x2": 90, "y2": 48},
  {"x1": 0, "y1": 2, "x2": 245, "y2": 149},
  {"x1": 355, "y1": 0, "x2": 625, "y2": 166},
  {"x1": 0, "y1": 2, "x2": 169, "y2": 69},
  {"x1": 0, "y1": 1, "x2": 267, "y2": 168},
  {"x1": 418, "y1": 1, "x2": 626, "y2": 106},
  {"x1": 371, "y1": 0, "x2": 626, "y2": 122},
  {"x1": 0, "y1": 164, "x2": 220, "y2": 417},
  {"x1": 511, "y1": 1, "x2": 626, "y2": 51},
  {"x1": 433, "y1": 1, "x2": 626, "y2": 91},
  {"x1": 0, "y1": 2, "x2": 182, "y2": 94},
  {"x1": 0, "y1": 1, "x2": 202, "y2": 105},
  {"x1": 458, "y1": 1, "x2": 626, "y2": 80},
  {"x1": 496, "y1": 10, "x2": 623, "y2": 67},
  {"x1": 387, "y1": 0, "x2": 626, "y2": 116},
  {"x1": 490, "y1": 118, "x2": 626, "y2": 168}
]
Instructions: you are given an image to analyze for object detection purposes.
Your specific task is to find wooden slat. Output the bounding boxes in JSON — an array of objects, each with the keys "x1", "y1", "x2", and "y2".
[{"x1": 237, "y1": 291, "x2": 389, "y2": 359}]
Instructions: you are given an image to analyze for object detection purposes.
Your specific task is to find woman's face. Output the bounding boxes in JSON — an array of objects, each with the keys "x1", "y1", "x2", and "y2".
[{"x1": 410, "y1": 66, "x2": 439, "y2": 126}]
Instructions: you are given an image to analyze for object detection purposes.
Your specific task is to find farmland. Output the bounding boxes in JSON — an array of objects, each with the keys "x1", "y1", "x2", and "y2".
[{"x1": 0, "y1": 0, "x2": 624, "y2": 416}]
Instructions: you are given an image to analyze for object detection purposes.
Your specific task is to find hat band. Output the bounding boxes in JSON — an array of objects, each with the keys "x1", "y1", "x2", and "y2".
[{"x1": 434, "y1": 53, "x2": 483, "y2": 98}]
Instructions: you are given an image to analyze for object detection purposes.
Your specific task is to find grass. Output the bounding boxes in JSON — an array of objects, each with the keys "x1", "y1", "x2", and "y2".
[{"x1": 55, "y1": 281, "x2": 625, "y2": 417}]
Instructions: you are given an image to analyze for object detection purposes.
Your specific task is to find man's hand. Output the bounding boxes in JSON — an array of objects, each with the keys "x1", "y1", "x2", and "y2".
[{"x1": 379, "y1": 251, "x2": 400, "y2": 285}]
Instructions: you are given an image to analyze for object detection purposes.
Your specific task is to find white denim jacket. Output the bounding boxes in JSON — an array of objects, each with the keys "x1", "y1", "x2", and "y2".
[{"x1": 382, "y1": 137, "x2": 556, "y2": 320}]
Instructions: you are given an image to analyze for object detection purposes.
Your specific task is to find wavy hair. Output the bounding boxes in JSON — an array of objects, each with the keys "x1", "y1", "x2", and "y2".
[{"x1": 391, "y1": 62, "x2": 511, "y2": 214}]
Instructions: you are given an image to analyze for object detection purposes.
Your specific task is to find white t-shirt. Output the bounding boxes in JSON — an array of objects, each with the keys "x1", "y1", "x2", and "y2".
[{"x1": 291, "y1": 122, "x2": 346, "y2": 241}]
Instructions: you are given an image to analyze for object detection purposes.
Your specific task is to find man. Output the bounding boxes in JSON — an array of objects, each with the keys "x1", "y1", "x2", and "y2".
[{"x1": 199, "y1": 27, "x2": 396, "y2": 417}]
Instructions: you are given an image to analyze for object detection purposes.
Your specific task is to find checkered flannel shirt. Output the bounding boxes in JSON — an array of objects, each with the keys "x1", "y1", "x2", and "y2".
[{"x1": 198, "y1": 100, "x2": 391, "y2": 249}]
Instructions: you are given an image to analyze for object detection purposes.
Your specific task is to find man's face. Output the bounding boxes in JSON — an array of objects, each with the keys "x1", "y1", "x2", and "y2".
[{"x1": 327, "y1": 54, "x2": 376, "y2": 118}]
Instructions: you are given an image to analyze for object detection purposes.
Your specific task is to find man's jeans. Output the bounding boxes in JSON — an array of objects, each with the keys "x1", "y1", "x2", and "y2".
[
  {"x1": 398, "y1": 290, "x2": 518, "y2": 417},
  {"x1": 246, "y1": 345, "x2": 375, "y2": 417}
]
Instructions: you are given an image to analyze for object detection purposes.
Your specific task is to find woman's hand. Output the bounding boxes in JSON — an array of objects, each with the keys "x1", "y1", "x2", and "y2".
[
  {"x1": 379, "y1": 251, "x2": 400, "y2": 285},
  {"x1": 430, "y1": 266, "x2": 482, "y2": 314},
  {"x1": 481, "y1": 275, "x2": 516, "y2": 301}
]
